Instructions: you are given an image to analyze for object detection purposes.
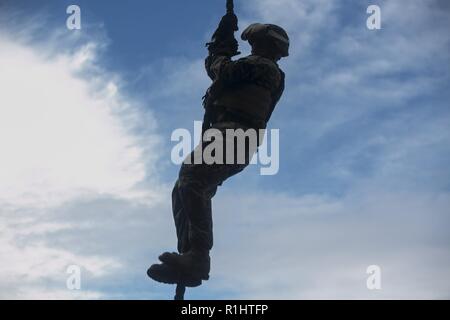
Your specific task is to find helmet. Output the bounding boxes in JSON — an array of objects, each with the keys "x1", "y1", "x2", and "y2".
[{"x1": 241, "y1": 23, "x2": 290, "y2": 57}]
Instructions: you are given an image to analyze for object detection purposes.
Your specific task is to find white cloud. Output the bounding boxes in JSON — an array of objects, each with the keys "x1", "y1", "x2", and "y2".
[
  {"x1": 0, "y1": 33, "x2": 159, "y2": 209},
  {"x1": 0, "y1": 26, "x2": 165, "y2": 298},
  {"x1": 209, "y1": 188, "x2": 450, "y2": 299},
  {"x1": 194, "y1": 0, "x2": 450, "y2": 300},
  {"x1": 6, "y1": 289, "x2": 104, "y2": 300}
]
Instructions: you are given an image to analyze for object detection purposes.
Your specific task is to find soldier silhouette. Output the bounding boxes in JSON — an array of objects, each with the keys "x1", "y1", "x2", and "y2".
[{"x1": 147, "y1": 0, "x2": 289, "y2": 299}]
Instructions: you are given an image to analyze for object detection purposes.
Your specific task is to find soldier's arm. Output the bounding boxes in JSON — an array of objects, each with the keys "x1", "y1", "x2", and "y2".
[
  {"x1": 205, "y1": 55, "x2": 234, "y2": 81},
  {"x1": 205, "y1": 10, "x2": 239, "y2": 80},
  {"x1": 205, "y1": 36, "x2": 240, "y2": 80}
]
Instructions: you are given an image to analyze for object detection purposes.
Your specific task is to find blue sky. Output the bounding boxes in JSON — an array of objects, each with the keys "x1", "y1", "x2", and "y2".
[{"x1": 0, "y1": 0, "x2": 449, "y2": 299}]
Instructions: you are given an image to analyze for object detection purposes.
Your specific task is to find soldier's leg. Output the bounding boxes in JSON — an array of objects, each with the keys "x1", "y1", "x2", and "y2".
[
  {"x1": 179, "y1": 128, "x2": 258, "y2": 253},
  {"x1": 160, "y1": 161, "x2": 246, "y2": 269},
  {"x1": 169, "y1": 130, "x2": 254, "y2": 256},
  {"x1": 153, "y1": 131, "x2": 254, "y2": 282},
  {"x1": 172, "y1": 180, "x2": 191, "y2": 254},
  {"x1": 171, "y1": 169, "x2": 220, "y2": 256},
  {"x1": 176, "y1": 168, "x2": 218, "y2": 254},
  {"x1": 148, "y1": 174, "x2": 214, "y2": 286}
]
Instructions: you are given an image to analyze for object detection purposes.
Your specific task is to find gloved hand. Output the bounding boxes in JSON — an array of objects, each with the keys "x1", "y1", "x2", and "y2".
[
  {"x1": 218, "y1": 12, "x2": 238, "y2": 32},
  {"x1": 207, "y1": 12, "x2": 240, "y2": 57}
]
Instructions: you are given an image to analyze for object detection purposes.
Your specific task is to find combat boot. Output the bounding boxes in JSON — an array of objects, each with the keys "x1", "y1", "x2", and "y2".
[
  {"x1": 158, "y1": 250, "x2": 210, "y2": 281},
  {"x1": 147, "y1": 263, "x2": 203, "y2": 287}
]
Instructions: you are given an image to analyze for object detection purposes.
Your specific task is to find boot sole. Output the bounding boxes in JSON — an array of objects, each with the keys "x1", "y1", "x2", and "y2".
[
  {"x1": 147, "y1": 264, "x2": 203, "y2": 288},
  {"x1": 158, "y1": 252, "x2": 210, "y2": 281}
]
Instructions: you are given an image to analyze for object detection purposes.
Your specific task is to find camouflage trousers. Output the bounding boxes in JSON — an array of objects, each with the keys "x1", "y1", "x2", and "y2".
[{"x1": 171, "y1": 125, "x2": 259, "y2": 254}]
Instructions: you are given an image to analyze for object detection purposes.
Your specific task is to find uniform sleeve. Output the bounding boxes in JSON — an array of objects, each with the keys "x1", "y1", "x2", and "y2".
[{"x1": 205, "y1": 55, "x2": 231, "y2": 81}]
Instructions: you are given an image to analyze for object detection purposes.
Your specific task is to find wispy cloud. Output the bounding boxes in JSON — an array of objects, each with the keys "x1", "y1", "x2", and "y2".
[
  {"x1": 0, "y1": 13, "x2": 166, "y2": 298},
  {"x1": 200, "y1": 0, "x2": 450, "y2": 299},
  {"x1": 207, "y1": 187, "x2": 450, "y2": 299},
  {"x1": 0, "y1": 31, "x2": 161, "y2": 209}
]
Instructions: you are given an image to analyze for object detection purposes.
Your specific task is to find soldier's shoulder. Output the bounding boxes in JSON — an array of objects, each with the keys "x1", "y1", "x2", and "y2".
[
  {"x1": 237, "y1": 55, "x2": 281, "y2": 74},
  {"x1": 235, "y1": 55, "x2": 282, "y2": 87},
  {"x1": 238, "y1": 54, "x2": 277, "y2": 66}
]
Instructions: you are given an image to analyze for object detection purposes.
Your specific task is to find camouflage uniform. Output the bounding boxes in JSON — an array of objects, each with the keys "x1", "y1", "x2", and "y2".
[
  {"x1": 172, "y1": 49, "x2": 285, "y2": 255},
  {"x1": 147, "y1": 17, "x2": 289, "y2": 291}
]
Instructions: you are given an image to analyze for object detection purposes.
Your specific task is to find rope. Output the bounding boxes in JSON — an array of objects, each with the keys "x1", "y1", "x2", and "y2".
[
  {"x1": 174, "y1": 284, "x2": 186, "y2": 300},
  {"x1": 226, "y1": 0, "x2": 234, "y2": 14},
  {"x1": 173, "y1": 0, "x2": 235, "y2": 302}
]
